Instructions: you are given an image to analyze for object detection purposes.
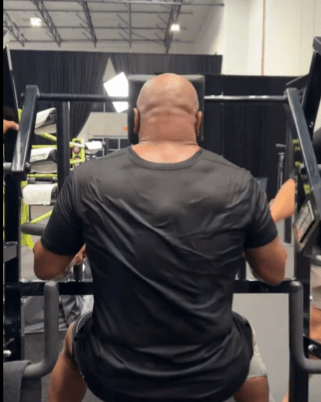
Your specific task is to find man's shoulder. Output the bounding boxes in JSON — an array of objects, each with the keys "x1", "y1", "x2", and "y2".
[
  {"x1": 201, "y1": 149, "x2": 252, "y2": 182},
  {"x1": 73, "y1": 149, "x2": 128, "y2": 180}
]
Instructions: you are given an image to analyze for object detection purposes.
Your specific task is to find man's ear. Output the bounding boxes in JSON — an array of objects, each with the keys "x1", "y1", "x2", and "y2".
[
  {"x1": 195, "y1": 111, "x2": 203, "y2": 136},
  {"x1": 134, "y1": 108, "x2": 140, "y2": 134}
]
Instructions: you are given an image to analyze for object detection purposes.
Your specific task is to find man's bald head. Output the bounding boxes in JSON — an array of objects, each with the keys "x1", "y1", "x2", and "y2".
[
  {"x1": 137, "y1": 74, "x2": 200, "y2": 117},
  {"x1": 134, "y1": 74, "x2": 202, "y2": 143}
]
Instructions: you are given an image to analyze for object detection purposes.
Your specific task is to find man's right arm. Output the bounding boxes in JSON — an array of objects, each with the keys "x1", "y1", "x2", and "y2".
[
  {"x1": 269, "y1": 178, "x2": 296, "y2": 224},
  {"x1": 243, "y1": 176, "x2": 287, "y2": 286},
  {"x1": 245, "y1": 237, "x2": 287, "y2": 286}
]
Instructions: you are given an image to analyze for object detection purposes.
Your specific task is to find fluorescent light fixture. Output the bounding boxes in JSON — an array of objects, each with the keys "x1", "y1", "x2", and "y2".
[
  {"x1": 104, "y1": 72, "x2": 128, "y2": 113},
  {"x1": 31, "y1": 18, "x2": 42, "y2": 27},
  {"x1": 170, "y1": 24, "x2": 180, "y2": 32}
]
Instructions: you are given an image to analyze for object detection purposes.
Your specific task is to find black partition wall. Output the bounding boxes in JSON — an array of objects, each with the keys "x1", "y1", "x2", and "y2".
[
  {"x1": 10, "y1": 51, "x2": 222, "y2": 145},
  {"x1": 203, "y1": 75, "x2": 296, "y2": 201},
  {"x1": 10, "y1": 48, "x2": 293, "y2": 200}
]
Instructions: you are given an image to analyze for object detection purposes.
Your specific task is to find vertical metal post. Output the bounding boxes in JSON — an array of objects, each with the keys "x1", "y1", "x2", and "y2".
[
  {"x1": 288, "y1": 115, "x2": 311, "y2": 402},
  {"x1": 301, "y1": 51, "x2": 321, "y2": 136},
  {"x1": 4, "y1": 132, "x2": 23, "y2": 362},
  {"x1": 288, "y1": 253, "x2": 310, "y2": 402},
  {"x1": 56, "y1": 102, "x2": 71, "y2": 192}
]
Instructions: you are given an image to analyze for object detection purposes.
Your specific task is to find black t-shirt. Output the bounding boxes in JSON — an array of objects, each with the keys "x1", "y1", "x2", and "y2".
[{"x1": 42, "y1": 147, "x2": 277, "y2": 401}]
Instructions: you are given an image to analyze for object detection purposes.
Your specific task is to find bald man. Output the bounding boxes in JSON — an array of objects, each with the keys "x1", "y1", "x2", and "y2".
[{"x1": 34, "y1": 74, "x2": 287, "y2": 402}]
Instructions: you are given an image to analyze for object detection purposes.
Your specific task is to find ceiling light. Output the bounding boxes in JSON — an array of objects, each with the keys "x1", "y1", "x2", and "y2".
[
  {"x1": 31, "y1": 18, "x2": 42, "y2": 27},
  {"x1": 171, "y1": 24, "x2": 180, "y2": 32},
  {"x1": 104, "y1": 72, "x2": 129, "y2": 113}
]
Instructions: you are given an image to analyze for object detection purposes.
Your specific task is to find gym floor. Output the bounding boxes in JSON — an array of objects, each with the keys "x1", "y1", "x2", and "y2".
[{"x1": 20, "y1": 207, "x2": 320, "y2": 402}]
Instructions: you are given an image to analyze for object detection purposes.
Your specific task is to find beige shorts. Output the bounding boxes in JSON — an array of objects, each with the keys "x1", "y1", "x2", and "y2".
[
  {"x1": 311, "y1": 266, "x2": 321, "y2": 310},
  {"x1": 246, "y1": 325, "x2": 268, "y2": 379}
]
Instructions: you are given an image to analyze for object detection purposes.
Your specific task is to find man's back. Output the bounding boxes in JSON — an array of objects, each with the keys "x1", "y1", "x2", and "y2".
[{"x1": 44, "y1": 146, "x2": 277, "y2": 400}]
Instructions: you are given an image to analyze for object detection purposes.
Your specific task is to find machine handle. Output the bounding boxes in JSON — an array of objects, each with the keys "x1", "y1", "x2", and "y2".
[
  {"x1": 23, "y1": 282, "x2": 59, "y2": 379},
  {"x1": 289, "y1": 281, "x2": 321, "y2": 373},
  {"x1": 21, "y1": 223, "x2": 46, "y2": 237}
]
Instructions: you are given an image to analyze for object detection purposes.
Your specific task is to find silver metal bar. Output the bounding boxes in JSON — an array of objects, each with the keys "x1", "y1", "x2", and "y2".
[
  {"x1": 3, "y1": 10, "x2": 26, "y2": 46},
  {"x1": 31, "y1": 0, "x2": 62, "y2": 46},
  {"x1": 32, "y1": 94, "x2": 288, "y2": 105},
  {"x1": 204, "y1": 95, "x2": 287, "y2": 103}
]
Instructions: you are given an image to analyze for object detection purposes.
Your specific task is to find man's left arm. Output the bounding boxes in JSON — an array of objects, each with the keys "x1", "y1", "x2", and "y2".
[
  {"x1": 33, "y1": 240, "x2": 74, "y2": 280},
  {"x1": 33, "y1": 172, "x2": 84, "y2": 280}
]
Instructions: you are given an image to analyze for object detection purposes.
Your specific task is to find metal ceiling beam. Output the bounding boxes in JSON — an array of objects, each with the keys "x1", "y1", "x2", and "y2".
[
  {"x1": 16, "y1": 25, "x2": 187, "y2": 29},
  {"x1": 164, "y1": 0, "x2": 183, "y2": 53},
  {"x1": 78, "y1": 1, "x2": 97, "y2": 47},
  {"x1": 3, "y1": 10, "x2": 26, "y2": 46},
  {"x1": 129, "y1": 3, "x2": 132, "y2": 48},
  {"x1": 118, "y1": 25, "x2": 163, "y2": 45},
  {"x1": 8, "y1": 38, "x2": 194, "y2": 43},
  {"x1": 6, "y1": 0, "x2": 224, "y2": 5},
  {"x1": 31, "y1": 0, "x2": 62, "y2": 46},
  {"x1": 4, "y1": 9, "x2": 194, "y2": 14}
]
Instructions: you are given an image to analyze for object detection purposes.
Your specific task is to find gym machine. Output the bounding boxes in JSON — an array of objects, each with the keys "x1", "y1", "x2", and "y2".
[{"x1": 3, "y1": 38, "x2": 321, "y2": 401}]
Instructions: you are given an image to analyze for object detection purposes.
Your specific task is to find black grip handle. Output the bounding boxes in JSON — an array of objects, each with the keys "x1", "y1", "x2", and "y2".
[
  {"x1": 21, "y1": 223, "x2": 46, "y2": 237},
  {"x1": 23, "y1": 282, "x2": 59, "y2": 379},
  {"x1": 289, "y1": 281, "x2": 321, "y2": 373}
]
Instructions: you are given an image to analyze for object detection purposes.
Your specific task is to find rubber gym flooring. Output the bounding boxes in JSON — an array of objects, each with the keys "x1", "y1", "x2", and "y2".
[{"x1": 19, "y1": 206, "x2": 320, "y2": 401}]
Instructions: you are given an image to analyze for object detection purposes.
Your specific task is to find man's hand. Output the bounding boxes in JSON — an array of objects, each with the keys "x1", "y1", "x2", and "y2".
[
  {"x1": 3, "y1": 119, "x2": 19, "y2": 136},
  {"x1": 73, "y1": 244, "x2": 87, "y2": 266}
]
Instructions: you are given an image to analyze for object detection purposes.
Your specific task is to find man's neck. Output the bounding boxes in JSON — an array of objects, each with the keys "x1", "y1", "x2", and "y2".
[{"x1": 132, "y1": 138, "x2": 200, "y2": 164}]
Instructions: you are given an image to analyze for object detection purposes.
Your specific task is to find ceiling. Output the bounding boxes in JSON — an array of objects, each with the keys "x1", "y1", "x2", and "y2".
[{"x1": 3, "y1": 0, "x2": 224, "y2": 53}]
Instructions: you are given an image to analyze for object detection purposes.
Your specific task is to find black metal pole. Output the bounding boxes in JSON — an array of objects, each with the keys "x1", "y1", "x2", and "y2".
[
  {"x1": 37, "y1": 94, "x2": 129, "y2": 102},
  {"x1": 56, "y1": 102, "x2": 71, "y2": 192},
  {"x1": 27, "y1": 93, "x2": 289, "y2": 104},
  {"x1": 301, "y1": 50, "x2": 321, "y2": 136},
  {"x1": 4, "y1": 130, "x2": 23, "y2": 362},
  {"x1": 289, "y1": 282, "x2": 321, "y2": 373}
]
